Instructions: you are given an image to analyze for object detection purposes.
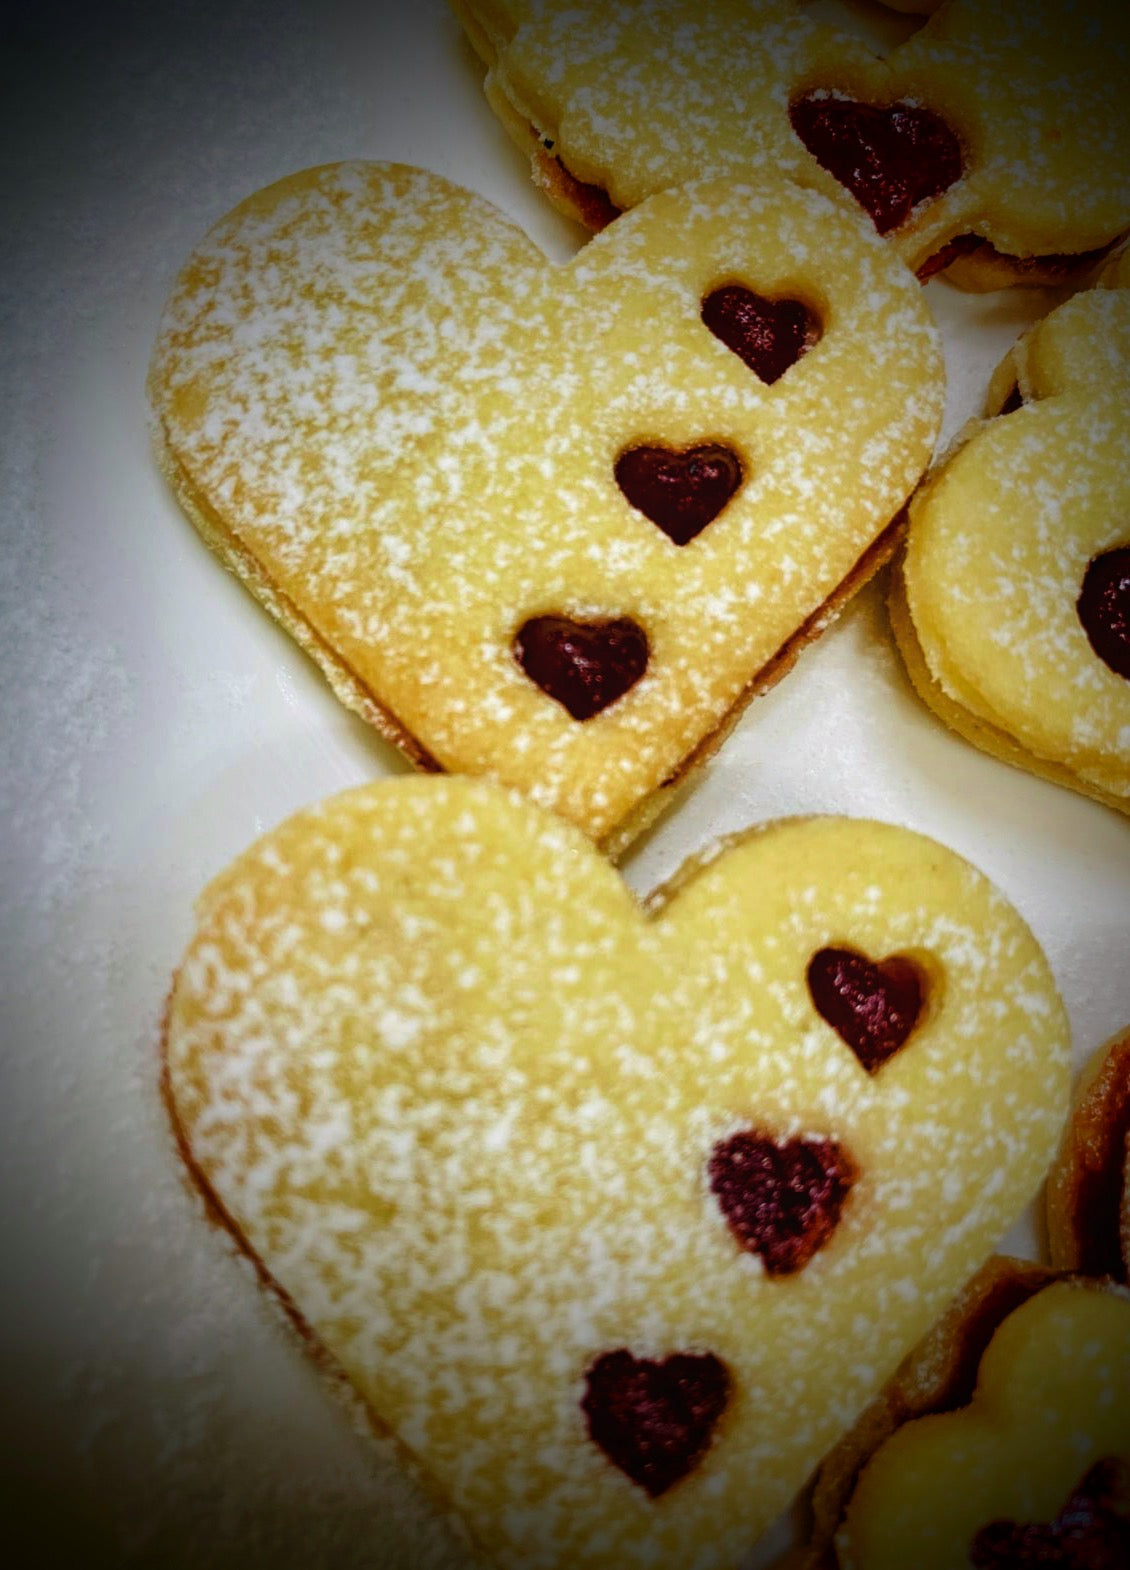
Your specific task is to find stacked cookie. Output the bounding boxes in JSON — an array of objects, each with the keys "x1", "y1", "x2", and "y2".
[
  {"x1": 149, "y1": 162, "x2": 942, "y2": 854},
  {"x1": 893, "y1": 286, "x2": 1130, "y2": 816},
  {"x1": 456, "y1": 0, "x2": 1129, "y2": 285},
  {"x1": 151, "y1": 1, "x2": 1129, "y2": 1565},
  {"x1": 794, "y1": 1026, "x2": 1130, "y2": 1568}
]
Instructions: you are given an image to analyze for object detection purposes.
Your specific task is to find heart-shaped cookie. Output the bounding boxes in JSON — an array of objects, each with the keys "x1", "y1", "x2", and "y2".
[
  {"x1": 165, "y1": 777, "x2": 1069, "y2": 1570},
  {"x1": 890, "y1": 285, "x2": 1130, "y2": 816},
  {"x1": 834, "y1": 1278, "x2": 1130, "y2": 1570},
  {"x1": 149, "y1": 162, "x2": 941, "y2": 853},
  {"x1": 459, "y1": 0, "x2": 1130, "y2": 285}
]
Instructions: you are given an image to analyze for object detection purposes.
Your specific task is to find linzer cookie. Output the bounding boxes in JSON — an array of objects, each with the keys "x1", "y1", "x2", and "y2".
[
  {"x1": 891, "y1": 286, "x2": 1130, "y2": 815},
  {"x1": 800, "y1": 1269, "x2": 1130, "y2": 1570},
  {"x1": 456, "y1": 0, "x2": 1130, "y2": 286},
  {"x1": 164, "y1": 776, "x2": 1069, "y2": 1570},
  {"x1": 1047, "y1": 1027, "x2": 1130, "y2": 1286},
  {"x1": 149, "y1": 162, "x2": 942, "y2": 854}
]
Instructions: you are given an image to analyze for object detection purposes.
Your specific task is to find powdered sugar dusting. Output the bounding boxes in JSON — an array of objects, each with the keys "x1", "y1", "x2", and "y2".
[
  {"x1": 149, "y1": 161, "x2": 942, "y2": 848},
  {"x1": 472, "y1": 0, "x2": 1130, "y2": 271},
  {"x1": 902, "y1": 287, "x2": 1130, "y2": 808},
  {"x1": 165, "y1": 777, "x2": 1070, "y2": 1570}
]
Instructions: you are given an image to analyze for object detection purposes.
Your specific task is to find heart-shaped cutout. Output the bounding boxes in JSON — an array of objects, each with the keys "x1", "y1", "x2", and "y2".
[
  {"x1": 807, "y1": 945, "x2": 924, "y2": 1073},
  {"x1": 165, "y1": 781, "x2": 1069, "y2": 1570},
  {"x1": 788, "y1": 96, "x2": 963, "y2": 236},
  {"x1": 514, "y1": 614, "x2": 649, "y2": 719},
  {"x1": 150, "y1": 163, "x2": 942, "y2": 850},
  {"x1": 614, "y1": 443, "x2": 743, "y2": 545},
  {"x1": 1077, "y1": 547, "x2": 1130, "y2": 681},
  {"x1": 708, "y1": 1130, "x2": 856, "y2": 1275},
  {"x1": 701, "y1": 285, "x2": 819, "y2": 384},
  {"x1": 581, "y1": 1350, "x2": 731, "y2": 1498}
]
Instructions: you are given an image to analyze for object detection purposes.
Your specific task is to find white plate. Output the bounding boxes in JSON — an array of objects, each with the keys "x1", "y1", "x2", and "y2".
[{"x1": 4, "y1": 1, "x2": 1128, "y2": 1565}]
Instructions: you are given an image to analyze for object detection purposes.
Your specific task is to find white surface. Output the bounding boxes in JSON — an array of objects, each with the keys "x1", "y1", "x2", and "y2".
[{"x1": 2, "y1": 1, "x2": 1128, "y2": 1566}]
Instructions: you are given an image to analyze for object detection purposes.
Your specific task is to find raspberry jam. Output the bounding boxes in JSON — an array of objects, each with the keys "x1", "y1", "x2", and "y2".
[
  {"x1": 701, "y1": 285, "x2": 820, "y2": 383},
  {"x1": 615, "y1": 443, "x2": 742, "y2": 545},
  {"x1": 789, "y1": 95, "x2": 963, "y2": 234},
  {"x1": 807, "y1": 946, "x2": 923, "y2": 1073},
  {"x1": 514, "y1": 615, "x2": 648, "y2": 720},
  {"x1": 582, "y1": 1349, "x2": 731, "y2": 1496},
  {"x1": 1077, "y1": 547, "x2": 1130, "y2": 681},
  {"x1": 970, "y1": 1457, "x2": 1130, "y2": 1568},
  {"x1": 708, "y1": 1130, "x2": 857, "y2": 1275}
]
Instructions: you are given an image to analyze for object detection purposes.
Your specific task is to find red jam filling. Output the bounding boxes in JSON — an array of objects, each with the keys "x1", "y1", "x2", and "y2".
[
  {"x1": 514, "y1": 614, "x2": 648, "y2": 720},
  {"x1": 916, "y1": 232, "x2": 985, "y2": 281},
  {"x1": 920, "y1": 235, "x2": 1121, "y2": 283},
  {"x1": 538, "y1": 141, "x2": 622, "y2": 231},
  {"x1": 581, "y1": 1349, "x2": 731, "y2": 1497},
  {"x1": 807, "y1": 946, "x2": 924, "y2": 1073},
  {"x1": 615, "y1": 443, "x2": 742, "y2": 545},
  {"x1": 789, "y1": 95, "x2": 963, "y2": 235},
  {"x1": 970, "y1": 1457, "x2": 1130, "y2": 1569},
  {"x1": 700, "y1": 285, "x2": 820, "y2": 383},
  {"x1": 708, "y1": 1130, "x2": 857, "y2": 1275},
  {"x1": 1077, "y1": 547, "x2": 1130, "y2": 681}
]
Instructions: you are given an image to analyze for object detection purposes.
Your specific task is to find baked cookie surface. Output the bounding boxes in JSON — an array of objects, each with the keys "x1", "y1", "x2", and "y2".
[
  {"x1": 165, "y1": 776, "x2": 1069, "y2": 1570},
  {"x1": 892, "y1": 286, "x2": 1130, "y2": 815},
  {"x1": 149, "y1": 161, "x2": 941, "y2": 853},
  {"x1": 457, "y1": 0, "x2": 1130, "y2": 286},
  {"x1": 1048, "y1": 1027, "x2": 1130, "y2": 1286}
]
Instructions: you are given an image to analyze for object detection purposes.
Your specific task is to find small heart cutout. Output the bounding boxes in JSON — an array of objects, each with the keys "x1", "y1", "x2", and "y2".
[
  {"x1": 615, "y1": 443, "x2": 742, "y2": 545},
  {"x1": 807, "y1": 946, "x2": 924, "y2": 1073},
  {"x1": 790, "y1": 95, "x2": 964, "y2": 235},
  {"x1": 514, "y1": 614, "x2": 648, "y2": 719},
  {"x1": 971, "y1": 1457, "x2": 1130, "y2": 1569},
  {"x1": 708, "y1": 1130, "x2": 856, "y2": 1276},
  {"x1": 1077, "y1": 547, "x2": 1130, "y2": 680},
  {"x1": 581, "y1": 1349, "x2": 731, "y2": 1497},
  {"x1": 701, "y1": 285, "x2": 820, "y2": 384}
]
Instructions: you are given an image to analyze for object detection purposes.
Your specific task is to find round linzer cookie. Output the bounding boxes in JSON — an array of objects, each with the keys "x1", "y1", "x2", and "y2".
[
  {"x1": 890, "y1": 286, "x2": 1130, "y2": 815},
  {"x1": 1047, "y1": 1027, "x2": 1130, "y2": 1286},
  {"x1": 149, "y1": 161, "x2": 942, "y2": 855},
  {"x1": 793, "y1": 1263, "x2": 1130, "y2": 1570},
  {"x1": 164, "y1": 776, "x2": 1070, "y2": 1570},
  {"x1": 456, "y1": 0, "x2": 1130, "y2": 287}
]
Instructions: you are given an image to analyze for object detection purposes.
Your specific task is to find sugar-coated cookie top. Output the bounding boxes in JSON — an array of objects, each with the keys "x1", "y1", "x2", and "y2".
[
  {"x1": 903, "y1": 288, "x2": 1130, "y2": 801},
  {"x1": 150, "y1": 161, "x2": 941, "y2": 848},
  {"x1": 837, "y1": 1279, "x2": 1130, "y2": 1570},
  {"x1": 471, "y1": 0, "x2": 1130, "y2": 269},
  {"x1": 166, "y1": 776, "x2": 1068, "y2": 1570}
]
